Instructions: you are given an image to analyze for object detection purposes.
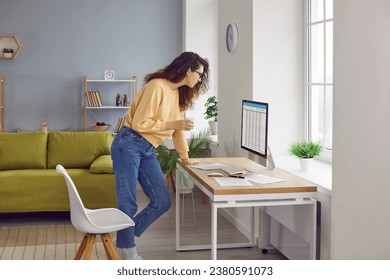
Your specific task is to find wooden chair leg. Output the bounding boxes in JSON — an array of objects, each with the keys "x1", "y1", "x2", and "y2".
[
  {"x1": 101, "y1": 233, "x2": 120, "y2": 260},
  {"x1": 81, "y1": 233, "x2": 96, "y2": 260},
  {"x1": 74, "y1": 233, "x2": 89, "y2": 260},
  {"x1": 74, "y1": 233, "x2": 96, "y2": 260}
]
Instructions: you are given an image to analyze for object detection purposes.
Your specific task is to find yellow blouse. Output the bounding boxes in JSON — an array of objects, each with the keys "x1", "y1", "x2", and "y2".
[{"x1": 124, "y1": 78, "x2": 189, "y2": 159}]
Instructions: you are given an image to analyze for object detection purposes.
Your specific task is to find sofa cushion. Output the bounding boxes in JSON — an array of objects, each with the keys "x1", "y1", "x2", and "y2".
[
  {"x1": 47, "y1": 132, "x2": 113, "y2": 169},
  {"x1": 89, "y1": 155, "x2": 114, "y2": 174},
  {"x1": 0, "y1": 132, "x2": 48, "y2": 171}
]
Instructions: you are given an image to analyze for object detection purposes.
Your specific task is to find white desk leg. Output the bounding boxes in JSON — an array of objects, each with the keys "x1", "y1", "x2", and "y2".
[
  {"x1": 258, "y1": 209, "x2": 271, "y2": 249},
  {"x1": 310, "y1": 200, "x2": 317, "y2": 260},
  {"x1": 211, "y1": 202, "x2": 218, "y2": 260},
  {"x1": 175, "y1": 172, "x2": 180, "y2": 251},
  {"x1": 250, "y1": 207, "x2": 255, "y2": 245}
]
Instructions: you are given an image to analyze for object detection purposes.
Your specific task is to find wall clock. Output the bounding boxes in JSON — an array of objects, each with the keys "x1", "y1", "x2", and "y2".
[
  {"x1": 226, "y1": 23, "x2": 239, "y2": 53},
  {"x1": 104, "y1": 70, "x2": 115, "y2": 80}
]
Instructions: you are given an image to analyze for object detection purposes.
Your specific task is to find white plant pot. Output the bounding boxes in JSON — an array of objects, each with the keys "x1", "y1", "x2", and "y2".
[
  {"x1": 208, "y1": 120, "x2": 218, "y2": 135},
  {"x1": 300, "y1": 158, "x2": 313, "y2": 171},
  {"x1": 3, "y1": 53, "x2": 13, "y2": 58}
]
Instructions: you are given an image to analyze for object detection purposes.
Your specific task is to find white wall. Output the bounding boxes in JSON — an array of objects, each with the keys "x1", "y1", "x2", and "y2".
[
  {"x1": 253, "y1": 0, "x2": 304, "y2": 157},
  {"x1": 332, "y1": 0, "x2": 390, "y2": 259},
  {"x1": 216, "y1": 0, "x2": 253, "y2": 157},
  {"x1": 183, "y1": 0, "x2": 218, "y2": 135}
]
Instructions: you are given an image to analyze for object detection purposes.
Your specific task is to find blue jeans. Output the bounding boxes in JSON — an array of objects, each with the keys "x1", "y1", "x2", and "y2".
[{"x1": 111, "y1": 126, "x2": 171, "y2": 249}]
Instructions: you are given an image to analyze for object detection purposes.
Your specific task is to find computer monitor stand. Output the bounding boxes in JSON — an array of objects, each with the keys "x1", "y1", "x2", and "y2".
[{"x1": 245, "y1": 146, "x2": 275, "y2": 173}]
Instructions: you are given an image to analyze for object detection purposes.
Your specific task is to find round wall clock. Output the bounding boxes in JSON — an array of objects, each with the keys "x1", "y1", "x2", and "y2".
[
  {"x1": 104, "y1": 70, "x2": 115, "y2": 80},
  {"x1": 226, "y1": 23, "x2": 239, "y2": 53}
]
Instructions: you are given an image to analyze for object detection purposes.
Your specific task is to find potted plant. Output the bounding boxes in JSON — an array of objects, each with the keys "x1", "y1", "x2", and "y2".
[
  {"x1": 204, "y1": 96, "x2": 218, "y2": 135},
  {"x1": 156, "y1": 128, "x2": 212, "y2": 191},
  {"x1": 289, "y1": 140, "x2": 323, "y2": 171},
  {"x1": 3, "y1": 48, "x2": 14, "y2": 58}
]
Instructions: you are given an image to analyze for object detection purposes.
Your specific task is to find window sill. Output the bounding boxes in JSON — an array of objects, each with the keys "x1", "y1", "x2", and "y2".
[{"x1": 274, "y1": 154, "x2": 332, "y2": 196}]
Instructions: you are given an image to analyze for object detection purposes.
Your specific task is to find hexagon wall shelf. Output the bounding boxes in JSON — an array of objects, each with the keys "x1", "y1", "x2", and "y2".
[{"x1": 0, "y1": 35, "x2": 21, "y2": 59}]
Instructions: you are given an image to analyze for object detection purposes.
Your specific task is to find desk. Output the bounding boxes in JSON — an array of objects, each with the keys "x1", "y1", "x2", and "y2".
[{"x1": 175, "y1": 157, "x2": 318, "y2": 260}]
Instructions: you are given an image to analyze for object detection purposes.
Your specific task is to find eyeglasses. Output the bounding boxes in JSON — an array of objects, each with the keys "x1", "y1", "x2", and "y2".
[{"x1": 194, "y1": 70, "x2": 204, "y2": 80}]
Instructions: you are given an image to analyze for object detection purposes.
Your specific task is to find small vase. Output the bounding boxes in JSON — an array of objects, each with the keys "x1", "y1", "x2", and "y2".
[
  {"x1": 300, "y1": 158, "x2": 313, "y2": 171},
  {"x1": 208, "y1": 120, "x2": 218, "y2": 135}
]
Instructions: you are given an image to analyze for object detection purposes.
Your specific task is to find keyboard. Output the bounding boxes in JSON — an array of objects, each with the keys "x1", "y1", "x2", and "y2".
[{"x1": 220, "y1": 165, "x2": 247, "y2": 176}]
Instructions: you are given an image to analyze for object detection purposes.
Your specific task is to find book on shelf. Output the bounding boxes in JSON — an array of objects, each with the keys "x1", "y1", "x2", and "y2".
[
  {"x1": 96, "y1": 91, "x2": 103, "y2": 106},
  {"x1": 86, "y1": 91, "x2": 92, "y2": 106},
  {"x1": 86, "y1": 91, "x2": 103, "y2": 107},
  {"x1": 114, "y1": 117, "x2": 126, "y2": 133}
]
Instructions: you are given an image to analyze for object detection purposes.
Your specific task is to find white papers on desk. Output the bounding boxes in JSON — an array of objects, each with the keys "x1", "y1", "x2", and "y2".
[
  {"x1": 214, "y1": 177, "x2": 253, "y2": 187},
  {"x1": 245, "y1": 174, "x2": 285, "y2": 184},
  {"x1": 191, "y1": 163, "x2": 227, "y2": 170}
]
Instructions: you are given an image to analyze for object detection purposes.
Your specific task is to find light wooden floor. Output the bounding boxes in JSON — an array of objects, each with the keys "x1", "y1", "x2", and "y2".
[{"x1": 0, "y1": 187, "x2": 287, "y2": 260}]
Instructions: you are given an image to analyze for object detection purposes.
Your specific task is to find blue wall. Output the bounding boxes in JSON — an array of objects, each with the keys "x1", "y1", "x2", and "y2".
[{"x1": 0, "y1": 0, "x2": 182, "y2": 131}]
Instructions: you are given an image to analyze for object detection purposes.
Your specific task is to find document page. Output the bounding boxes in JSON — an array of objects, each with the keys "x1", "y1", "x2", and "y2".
[
  {"x1": 214, "y1": 177, "x2": 253, "y2": 187},
  {"x1": 191, "y1": 163, "x2": 227, "y2": 170},
  {"x1": 245, "y1": 174, "x2": 285, "y2": 184}
]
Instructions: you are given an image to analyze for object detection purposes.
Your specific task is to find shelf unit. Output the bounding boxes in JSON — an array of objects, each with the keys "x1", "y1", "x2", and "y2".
[
  {"x1": 0, "y1": 75, "x2": 3, "y2": 132},
  {"x1": 83, "y1": 76, "x2": 137, "y2": 132},
  {"x1": 0, "y1": 35, "x2": 21, "y2": 59}
]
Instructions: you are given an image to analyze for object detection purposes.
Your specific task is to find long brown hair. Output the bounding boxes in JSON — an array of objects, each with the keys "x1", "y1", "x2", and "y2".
[{"x1": 144, "y1": 52, "x2": 210, "y2": 110}]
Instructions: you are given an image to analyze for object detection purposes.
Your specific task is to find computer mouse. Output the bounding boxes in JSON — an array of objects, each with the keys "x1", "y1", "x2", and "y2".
[{"x1": 207, "y1": 172, "x2": 224, "y2": 177}]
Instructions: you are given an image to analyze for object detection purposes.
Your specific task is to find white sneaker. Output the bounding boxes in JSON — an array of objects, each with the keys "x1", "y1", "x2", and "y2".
[{"x1": 117, "y1": 248, "x2": 142, "y2": 260}]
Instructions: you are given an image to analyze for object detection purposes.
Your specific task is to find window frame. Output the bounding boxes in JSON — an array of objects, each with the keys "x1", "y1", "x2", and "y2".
[{"x1": 304, "y1": 0, "x2": 333, "y2": 162}]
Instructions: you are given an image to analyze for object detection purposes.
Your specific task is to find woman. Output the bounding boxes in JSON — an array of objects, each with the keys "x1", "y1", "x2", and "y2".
[{"x1": 111, "y1": 51, "x2": 210, "y2": 260}]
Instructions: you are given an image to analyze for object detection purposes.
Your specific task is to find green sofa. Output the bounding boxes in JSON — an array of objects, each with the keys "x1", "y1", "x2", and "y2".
[{"x1": 0, "y1": 131, "x2": 117, "y2": 212}]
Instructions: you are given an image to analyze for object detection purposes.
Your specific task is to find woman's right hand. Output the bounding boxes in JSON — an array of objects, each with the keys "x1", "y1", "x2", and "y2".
[{"x1": 166, "y1": 119, "x2": 194, "y2": 131}]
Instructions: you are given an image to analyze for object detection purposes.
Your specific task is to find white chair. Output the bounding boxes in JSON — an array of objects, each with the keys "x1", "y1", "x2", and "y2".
[{"x1": 56, "y1": 164, "x2": 134, "y2": 260}]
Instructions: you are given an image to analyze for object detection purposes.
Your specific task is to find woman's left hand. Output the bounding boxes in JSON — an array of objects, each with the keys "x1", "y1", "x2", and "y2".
[{"x1": 182, "y1": 158, "x2": 199, "y2": 165}]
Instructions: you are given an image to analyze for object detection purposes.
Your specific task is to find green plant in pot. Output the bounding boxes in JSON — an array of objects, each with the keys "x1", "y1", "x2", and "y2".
[
  {"x1": 204, "y1": 96, "x2": 218, "y2": 135},
  {"x1": 156, "y1": 128, "x2": 212, "y2": 191},
  {"x1": 289, "y1": 141, "x2": 323, "y2": 171}
]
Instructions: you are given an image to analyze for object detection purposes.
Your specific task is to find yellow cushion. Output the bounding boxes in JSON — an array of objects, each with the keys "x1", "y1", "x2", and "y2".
[
  {"x1": 47, "y1": 132, "x2": 113, "y2": 169},
  {"x1": 0, "y1": 132, "x2": 48, "y2": 170},
  {"x1": 89, "y1": 155, "x2": 114, "y2": 174}
]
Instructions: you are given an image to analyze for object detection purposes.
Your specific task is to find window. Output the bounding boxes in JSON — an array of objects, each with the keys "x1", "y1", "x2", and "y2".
[{"x1": 306, "y1": 0, "x2": 333, "y2": 159}]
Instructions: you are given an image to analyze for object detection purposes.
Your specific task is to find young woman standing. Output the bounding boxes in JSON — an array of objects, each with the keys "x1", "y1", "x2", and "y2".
[{"x1": 111, "y1": 52, "x2": 210, "y2": 259}]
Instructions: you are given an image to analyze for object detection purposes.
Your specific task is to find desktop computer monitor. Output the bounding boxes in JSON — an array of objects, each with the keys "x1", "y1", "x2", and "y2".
[{"x1": 241, "y1": 100, "x2": 274, "y2": 172}]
